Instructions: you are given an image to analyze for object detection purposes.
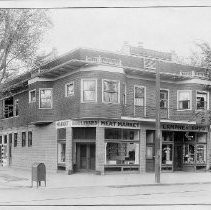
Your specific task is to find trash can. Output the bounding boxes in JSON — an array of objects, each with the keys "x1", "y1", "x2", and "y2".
[{"x1": 31, "y1": 162, "x2": 46, "y2": 187}]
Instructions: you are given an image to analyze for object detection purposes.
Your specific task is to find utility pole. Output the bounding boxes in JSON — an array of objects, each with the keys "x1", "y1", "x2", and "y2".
[{"x1": 155, "y1": 60, "x2": 161, "y2": 183}]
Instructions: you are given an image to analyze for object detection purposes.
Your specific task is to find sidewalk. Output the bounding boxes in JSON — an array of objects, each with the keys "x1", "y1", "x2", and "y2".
[{"x1": 1, "y1": 167, "x2": 211, "y2": 189}]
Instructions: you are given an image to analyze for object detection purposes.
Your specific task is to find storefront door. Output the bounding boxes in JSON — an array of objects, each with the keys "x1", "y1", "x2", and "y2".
[
  {"x1": 174, "y1": 144, "x2": 183, "y2": 171},
  {"x1": 76, "y1": 143, "x2": 95, "y2": 171}
]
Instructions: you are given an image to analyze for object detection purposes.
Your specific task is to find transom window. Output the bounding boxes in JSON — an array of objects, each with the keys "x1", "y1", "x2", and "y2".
[
  {"x1": 39, "y1": 88, "x2": 53, "y2": 109},
  {"x1": 160, "y1": 90, "x2": 168, "y2": 109},
  {"x1": 29, "y1": 90, "x2": 36, "y2": 103},
  {"x1": 65, "y1": 82, "x2": 74, "y2": 97},
  {"x1": 134, "y1": 86, "x2": 145, "y2": 106},
  {"x1": 178, "y1": 90, "x2": 191, "y2": 110},
  {"x1": 103, "y1": 79, "x2": 119, "y2": 103},
  {"x1": 197, "y1": 91, "x2": 208, "y2": 110},
  {"x1": 81, "y1": 79, "x2": 97, "y2": 102}
]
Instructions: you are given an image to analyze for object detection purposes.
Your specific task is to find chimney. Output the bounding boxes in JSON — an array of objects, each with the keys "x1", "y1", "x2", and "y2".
[{"x1": 120, "y1": 41, "x2": 131, "y2": 55}]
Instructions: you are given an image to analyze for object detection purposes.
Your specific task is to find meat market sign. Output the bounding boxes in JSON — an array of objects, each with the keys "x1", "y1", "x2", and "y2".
[{"x1": 56, "y1": 120, "x2": 140, "y2": 129}]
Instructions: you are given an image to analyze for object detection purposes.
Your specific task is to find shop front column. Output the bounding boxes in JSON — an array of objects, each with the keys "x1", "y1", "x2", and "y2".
[
  {"x1": 96, "y1": 127, "x2": 105, "y2": 175},
  {"x1": 139, "y1": 128, "x2": 146, "y2": 173},
  {"x1": 66, "y1": 127, "x2": 73, "y2": 175},
  {"x1": 206, "y1": 127, "x2": 211, "y2": 171}
]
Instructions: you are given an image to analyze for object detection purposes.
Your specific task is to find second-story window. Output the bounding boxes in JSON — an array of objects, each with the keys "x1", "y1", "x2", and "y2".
[
  {"x1": 197, "y1": 91, "x2": 208, "y2": 110},
  {"x1": 28, "y1": 131, "x2": 32, "y2": 147},
  {"x1": 103, "y1": 79, "x2": 119, "y2": 103},
  {"x1": 134, "y1": 86, "x2": 145, "y2": 106},
  {"x1": 160, "y1": 90, "x2": 168, "y2": 109},
  {"x1": 4, "y1": 97, "x2": 14, "y2": 118},
  {"x1": 39, "y1": 89, "x2": 53, "y2": 109},
  {"x1": 14, "y1": 99, "x2": 19, "y2": 116},
  {"x1": 65, "y1": 82, "x2": 74, "y2": 97},
  {"x1": 178, "y1": 90, "x2": 191, "y2": 110},
  {"x1": 123, "y1": 83, "x2": 126, "y2": 105},
  {"x1": 81, "y1": 79, "x2": 97, "y2": 102},
  {"x1": 29, "y1": 90, "x2": 36, "y2": 103}
]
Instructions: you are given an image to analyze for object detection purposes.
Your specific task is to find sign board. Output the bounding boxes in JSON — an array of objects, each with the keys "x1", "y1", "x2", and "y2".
[
  {"x1": 162, "y1": 124, "x2": 207, "y2": 132},
  {"x1": 56, "y1": 119, "x2": 141, "y2": 129}
]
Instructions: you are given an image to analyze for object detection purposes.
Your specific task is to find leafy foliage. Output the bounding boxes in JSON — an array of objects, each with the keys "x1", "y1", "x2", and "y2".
[{"x1": 0, "y1": 9, "x2": 52, "y2": 83}]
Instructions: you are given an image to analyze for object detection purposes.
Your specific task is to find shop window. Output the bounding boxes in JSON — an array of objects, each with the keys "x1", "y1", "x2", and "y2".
[
  {"x1": 160, "y1": 90, "x2": 168, "y2": 109},
  {"x1": 39, "y1": 88, "x2": 53, "y2": 109},
  {"x1": 123, "y1": 130, "x2": 139, "y2": 140},
  {"x1": 105, "y1": 142, "x2": 139, "y2": 165},
  {"x1": 162, "y1": 131, "x2": 173, "y2": 141},
  {"x1": 81, "y1": 79, "x2": 97, "y2": 102},
  {"x1": 196, "y1": 91, "x2": 208, "y2": 110},
  {"x1": 4, "y1": 135, "x2": 7, "y2": 144},
  {"x1": 22, "y1": 132, "x2": 26, "y2": 147},
  {"x1": 105, "y1": 128, "x2": 122, "y2": 140},
  {"x1": 65, "y1": 82, "x2": 74, "y2": 97},
  {"x1": 14, "y1": 133, "x2": 18, "y2": 147},
  {"x1": 28, "y1": 131, "x2": 32, "y2": 147},
  {"x1": 29, "y1": 90, "x2": 36, "y2": 103},
  {"x1": 162, "y1": 144, "x2": 173, "y2": 165},
  {"x1": 73, "y1": 128, "x2": 96, "y2": 139},
  {"x1": 183, "y1": 144, "x2": 195, "y2": 164},
  {"x1": 184, "y1": 132, "x2": 195, "y2": 142},
  {"x1": 58, "y1": 143, "x2": 66, "y2": 164},
  {"x1": 103, "y1": 79, "x2": 119, "y2": 103},
  {"x1": 177, "y1": 90, "x2": 191, "y2": 110},
  {"x1": 57, "y1": 128, "x2": 66, "y2": 140},
  {"x1": 196, "y1": 144, "x2": 206, "y2": 164},
  {"x1": 197, "y1": 133, "x2": 207, "y2": 143},
  {"x1": 134, "y1": 86, "x2": 145, "y2": 106}
]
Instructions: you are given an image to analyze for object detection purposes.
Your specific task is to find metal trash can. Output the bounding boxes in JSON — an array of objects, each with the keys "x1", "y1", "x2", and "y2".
[{"x1": 31, "y1": 162, "x2": 46, "y2": 187}]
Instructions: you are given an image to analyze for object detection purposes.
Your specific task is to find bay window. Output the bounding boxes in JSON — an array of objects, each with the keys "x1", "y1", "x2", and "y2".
[
  {"x1": 103, "y1": 79, "x2": 119, "y2": 103},
  {"x1": 81, "y1": 79, "x2": 97, "y2": 102},
  {"x1": 178, "y1": 90, "x2": 191, "y2": 110}
]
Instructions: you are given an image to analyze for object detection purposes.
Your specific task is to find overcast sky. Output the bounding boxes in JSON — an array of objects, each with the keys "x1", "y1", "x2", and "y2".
[{"x1": 41, "y1": 7, "x2": 211, "y2": 57}]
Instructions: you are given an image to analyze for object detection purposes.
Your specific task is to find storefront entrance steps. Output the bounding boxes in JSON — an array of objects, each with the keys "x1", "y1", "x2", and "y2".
[{"x1": 1, "y1": 167, "x2": 211, "y2": 189}]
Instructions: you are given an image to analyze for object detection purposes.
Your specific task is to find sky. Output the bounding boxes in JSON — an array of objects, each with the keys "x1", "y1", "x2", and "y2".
[{"x1": 41, "y1": 7, "x2": 211, "y2": 58}]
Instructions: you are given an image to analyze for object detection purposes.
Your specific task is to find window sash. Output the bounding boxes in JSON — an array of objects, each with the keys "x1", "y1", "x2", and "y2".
[
  {"x1": 82, "y1": 80, "x2": 96, "y2": 102},
  {"x1": 103, "y1": 80, "x2": 119, "y2": 103},
  {"x1": 66, "y1": 83, "x2": 74, "y2": 97},
  {"x1": 179, "y1": 100, "x2": 190, "y2": 109},
  {"x1": 40, "y1": 89, "x2": 52, "y2": 108},
  {"x1": 197, "y1": 92, "x2": 207, "y2": 110}
]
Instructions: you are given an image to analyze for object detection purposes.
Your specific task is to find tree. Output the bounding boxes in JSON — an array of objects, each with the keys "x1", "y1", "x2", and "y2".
[{"x1": 0, "y1": 9, "x2": 52, "y2": 83}]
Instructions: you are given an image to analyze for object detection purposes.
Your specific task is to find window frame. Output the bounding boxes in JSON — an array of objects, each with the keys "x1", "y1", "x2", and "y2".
[
  {"x1": 122, "y1": 82, "x2": 126, "y2": 105},
  {"x1": 102, "y1": 79, "x2": 120, "y2": 104},
  {"x1": 29, "y1": 89, "x2": 36, "y2": 103},
  {"x1": 14, "y1": 133, "x2": 18, "y2": 147},
  {"x1": 65, "y1": 82, "x2": 74, "y2": 97},
  {"x1": 81, "y1": 78, "x2": 97, "y2": 103},
  {"x1": 39, "y1": 88, "x2": 53, "y2": 109},
  {"x1": 196, "y1": 90, "x2": 209, "y2": 110},
  {"x1": 160, "y1": 89, "x2": 169, "y2": 109},
  {"x1": 177, "y1": 90, "x2": 192, "y2": 111},
  {"x1": 22, "y1": 132, "x2": 26, "y2": 147},
  {"x1": 28, "y1": 131, "x2": 32, "y2": 147}
]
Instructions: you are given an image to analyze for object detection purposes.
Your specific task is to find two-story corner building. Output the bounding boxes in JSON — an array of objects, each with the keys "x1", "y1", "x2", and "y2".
[{"x1": 0, "y1": 44, "x2": 210, "y2": 175}]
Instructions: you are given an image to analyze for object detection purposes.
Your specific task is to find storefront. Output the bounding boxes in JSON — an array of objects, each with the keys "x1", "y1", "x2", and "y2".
[
  {"x1": 56, "y1": 119, "x2": 142, "y2": 174},
  {"x1": 146, "y1": 123, "x2": 208, "y2": 172}
]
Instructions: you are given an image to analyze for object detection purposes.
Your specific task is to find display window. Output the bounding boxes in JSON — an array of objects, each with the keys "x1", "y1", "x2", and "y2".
[
  {"x1": 162, "y1": 144, "x2": 173, "y2": 165},
  {"x1": 196, "y1": 144, "x2": 206, "y2": 164},
  {"x1": 105, "y1": 142, "x2": 139, "y2": 165},
  {"x1": 183, "y1": 144, "x2": 195, "y2": 164},
  {"x1": 58, "y1": 143, "x2": 66, "y2": 164}
]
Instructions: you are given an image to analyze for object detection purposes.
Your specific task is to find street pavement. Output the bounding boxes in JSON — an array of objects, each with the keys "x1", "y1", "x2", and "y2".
[{"x1": 1, "y1": 167, "x2": 211, "y2": 207}]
